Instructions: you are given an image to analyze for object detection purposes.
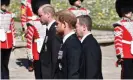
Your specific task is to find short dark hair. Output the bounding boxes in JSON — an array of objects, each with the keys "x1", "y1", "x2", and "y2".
[
  {"x1": 55, "y1": 10, "x2": 77, "y2": 29},
  {"x1": 77, "y1": 15, "x2": 92, "y2": 31}
]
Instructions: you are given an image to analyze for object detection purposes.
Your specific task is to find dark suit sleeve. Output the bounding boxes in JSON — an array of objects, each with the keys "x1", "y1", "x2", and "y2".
[
  {"x1": 67, "y1": 40, "x2": 82, "y2": 79},
  {"x1": 84, "y1": 41, "x2": 102, "y2": 79},
  {"x1": 51, "y1": 35, "x2": 61, "y2": 77}
]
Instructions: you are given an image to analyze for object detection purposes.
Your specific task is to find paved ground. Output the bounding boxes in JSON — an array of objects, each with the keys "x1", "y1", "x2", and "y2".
[{"x1": 9, "y1": 44, "x2": 121, "y2": 79}]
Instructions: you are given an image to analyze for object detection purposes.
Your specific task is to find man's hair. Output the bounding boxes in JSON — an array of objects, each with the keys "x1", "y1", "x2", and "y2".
[
  {"x1": 42, "y1": 4, "x2": 55, "y2": 16},
  {"x1": 77, "y1": 15, "x2": 92, "y2": 31},
  {"x1": 55, "y1": 10, "x2": 77, "y2": 29}
]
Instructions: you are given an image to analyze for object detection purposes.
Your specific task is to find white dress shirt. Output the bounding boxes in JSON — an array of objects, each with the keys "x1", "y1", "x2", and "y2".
[
  {"x1": 47, "y1": 20, "x2": 56, "y2": 30},
  {"x1": 63, "y1": 31, "x2": 75, "y2": 43}
]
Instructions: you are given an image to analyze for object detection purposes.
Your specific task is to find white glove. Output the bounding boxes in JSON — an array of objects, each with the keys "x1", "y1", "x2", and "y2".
[
  {"x1": 131, "y1": 41, "x2": 133, "y2": 55},
  {"x1": 13, "y1": 38, "x2": 16, "y2": 46},
  {"x1": 35, "y1": 38, "x2": 44, "y2": 53},
  {"x1": 27, "y1": 49, "x2": 33, "y2": 60},
  {"x1": 0, "y1": 29, "x2": 6, "y2": 42}
]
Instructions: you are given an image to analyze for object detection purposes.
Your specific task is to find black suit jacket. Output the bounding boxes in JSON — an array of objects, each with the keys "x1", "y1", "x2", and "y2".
[
  {"x1": 40, "y1": 22, "x2": 61, "y2": 79},
  {"x1": 54, "y1": 34, "x2": 84, "y2": 79},
  {"x1": 82, "y1": 34, "x2": 103, "y2": 79}
]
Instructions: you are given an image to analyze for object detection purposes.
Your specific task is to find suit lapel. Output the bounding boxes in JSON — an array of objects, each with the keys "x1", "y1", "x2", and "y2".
[
  {"x1": 48, "y1": 22, "x2": 56, "y2": 33},
  {"x1": 40, "y1": 22, "x2": 56, "y2": 54}
]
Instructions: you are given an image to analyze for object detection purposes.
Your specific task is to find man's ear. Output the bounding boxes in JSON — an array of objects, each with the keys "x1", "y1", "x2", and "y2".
[
  {"x1": 46, "y1": 12, "x2": 50, "y2": 18},
  {"x1": 64, "y1": 21, "x2": 68, "y2": 28},
  {"x1": 83, "y1": 24, "x2": 87, "y2": 31}
]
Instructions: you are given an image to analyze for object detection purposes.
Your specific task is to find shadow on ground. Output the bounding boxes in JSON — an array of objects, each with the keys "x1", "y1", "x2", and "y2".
[
  {"x1": 16, "y1": 58, "x2": 29, "y2": 69},
  {"x1": 100, "y1": 42, "x2": 114, "y2": 46}
]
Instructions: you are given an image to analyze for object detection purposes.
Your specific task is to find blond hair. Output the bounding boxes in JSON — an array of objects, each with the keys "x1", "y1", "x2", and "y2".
[{"x1": 41, "y1": 4, "x2": 55, "y2": 16}]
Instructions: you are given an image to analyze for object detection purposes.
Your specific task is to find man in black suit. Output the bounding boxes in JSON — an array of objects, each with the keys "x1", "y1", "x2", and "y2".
[
  {"x1": 38, "y1": 4, "x2": 61, "y2": 79},
  {"x1": 76, "y1": 15, "x2": 103, "y2": 79},
  {"x1": 54, "y1": 10, "x2": 84, "y2": 79}
]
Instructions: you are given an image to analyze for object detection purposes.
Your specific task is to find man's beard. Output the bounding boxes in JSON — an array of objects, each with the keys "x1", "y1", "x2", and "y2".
[{"x1": 56, "y1": 31, "x2": 64, "y2": 37}]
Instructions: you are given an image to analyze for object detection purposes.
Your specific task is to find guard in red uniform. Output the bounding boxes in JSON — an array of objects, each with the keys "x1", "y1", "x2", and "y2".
[
  {"x1": 113, "y1": 0, "x2": 133, "y2": 79},
  {"x1": 21, "y1": 0, "x2": 35, "y2": 72},
  {"x1": 0, "y1": 0, "x2": 16, "y2": 79},
  {"x1": 68, "y1": 0, "x2": 90, "y2": 17},
  {"x1": 21, "y1": 0, "x2": 50, "y2": 79}
]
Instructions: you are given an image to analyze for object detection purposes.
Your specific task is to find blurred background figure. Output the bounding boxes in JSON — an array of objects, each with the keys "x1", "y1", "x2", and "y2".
[
  {"x1": 0, "y1": 0, "x2": 16, "y2": 79},
  {"x1": 68, "y1": 0, "x2": 90, "y2": 17},
  {"x1": 113, "y1": 0, "x2": 133, "y2": 79}
]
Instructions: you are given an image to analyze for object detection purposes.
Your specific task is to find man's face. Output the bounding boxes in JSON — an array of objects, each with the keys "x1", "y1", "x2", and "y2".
[
  {"x1": 125, "y1": 12, "x2": 133, "y2": 18},
  {"x1": 74, "y1": 0, "x2": 81, "y2": 7},
  {"x1": 76, "y1": 19, "x2": 83, "y2": 37},
  {"x1": 1, "y1": 5, "x2": 7, "y2": 11},
  {"x1": 55, "y1": 20, "x2": 65, "y2": 36},
  {"x1": 38, "y1": 8, "x2": 48, "y2": 25},
  {"x1": 125, "y1": 12, "x2": 133, "y2": 19}
]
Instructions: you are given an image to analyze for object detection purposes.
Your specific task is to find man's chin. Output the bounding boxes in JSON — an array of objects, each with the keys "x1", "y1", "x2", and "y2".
[
  {"x1": 56, "y1": 31, "x2": 63, "y2": 36},
  {"x1": 76, "y1": 33, "x2": 80, "y2": 37},
  {"x1": 41, "y1": 21, "x2": 46, "y2": 25}
]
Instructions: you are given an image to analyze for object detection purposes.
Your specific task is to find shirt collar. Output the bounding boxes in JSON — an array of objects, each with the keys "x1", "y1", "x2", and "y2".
[
  {"x1": 122, "y1": 17, "x2": 132, "y2": 22},
  {"x1": 0, "y1": 9, "x2": 6, "y2": 13},
  {"x1": 81, "y1": 32, "x2": 91, "y2": 43},
  {"x1": 71, "y1": 5, "x2": 82, "y2": 9},
  {"x1": 47, "y1": 20, "x2": 56, "y2": 30},
  {"x1": 63, "y1": 31, "x2": 75, "y2": 43}
]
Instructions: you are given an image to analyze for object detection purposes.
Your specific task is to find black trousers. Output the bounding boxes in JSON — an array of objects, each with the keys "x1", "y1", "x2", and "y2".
[
  {"x1": 1, "y1": 48, "x2": 12, "y2": 79},
  {"x1": 121, "y1": 59, "x2": 133, "y2": 79},
  {"x1": 28, "y1": 59, "x2": 33, "y2": 67},
  {"x1": 33, "y1": 60, "x2": 42, "y2": 79}
]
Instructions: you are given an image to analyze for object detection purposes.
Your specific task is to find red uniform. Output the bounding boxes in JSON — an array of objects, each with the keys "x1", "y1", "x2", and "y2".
[
  {"x1": 68, "y1": 6, "x2": 90, "y2": 17},
  {"x1": 0, "y1": 10, "x2": 16, "y2": 49},
  {"x1": 114, "y1": 0, "x2": 133, "y2": 79},
  {"x1": 0, "y1": 8, "x2": 16, "y2": 79},
  {"x1": 21, "y1": 0, "x2": 46, "y2": 60},
  {"x1": 114, "y1": 18, "x2": 133, "y2": 79},
  {"x1": 114, "y1": 18, "x2": 133, "y2": 59}
]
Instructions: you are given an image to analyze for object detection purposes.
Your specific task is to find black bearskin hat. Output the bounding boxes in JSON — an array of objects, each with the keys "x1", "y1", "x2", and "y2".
[
  {"x1": 1, "y1": 0, "x2": 10, "y2": 6},
  {"x1": 31, "y1": 0, "x2": 51, "y2": 15},
  {"x1": 69, "y1": 0, "x2": 84, "y2": 5},
  {"x1": 115, "y1": 0, "x2": 133, "y2": 18}
]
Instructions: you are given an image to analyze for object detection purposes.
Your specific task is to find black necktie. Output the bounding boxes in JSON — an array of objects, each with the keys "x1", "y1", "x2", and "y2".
[{"x1": 46, "y1": 28, "x2": 49, "y2": 36}]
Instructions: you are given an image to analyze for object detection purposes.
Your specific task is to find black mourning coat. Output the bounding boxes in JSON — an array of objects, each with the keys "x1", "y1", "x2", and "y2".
[
  {"x1": 40, "y1": 22, "x2": 61, "y2": 79},
  {"x1": 54, "y1": 34, "x2": 84, "y2": 79},
  {"x1": 82, "y1": 34, "x2": 103, "y2": 79}
]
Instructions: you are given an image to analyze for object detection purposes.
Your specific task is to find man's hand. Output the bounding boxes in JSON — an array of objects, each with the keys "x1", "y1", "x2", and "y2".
[
  {"x1": 22, "y1": 27, "x2": 25, "y2": 32},
  {"x1": 115, "y1": 59, "x2": 123, "y2": 67},
  {"x1": 115, "y1": 54, "x2": 123, "y2": 67}
]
